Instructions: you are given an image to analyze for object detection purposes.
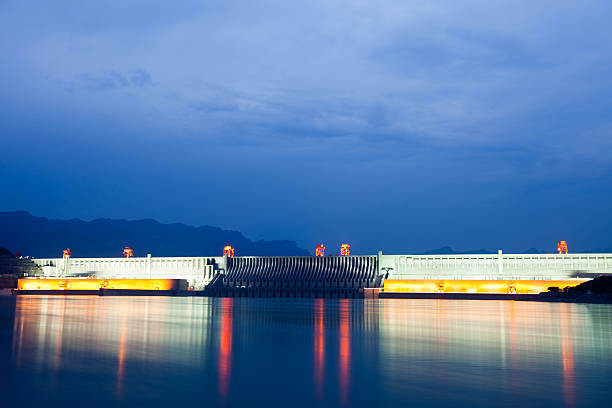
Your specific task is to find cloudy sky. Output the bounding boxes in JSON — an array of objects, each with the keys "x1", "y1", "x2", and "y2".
[{"x1": 1, "y1": 0, "x2": 611, "y2": 253}]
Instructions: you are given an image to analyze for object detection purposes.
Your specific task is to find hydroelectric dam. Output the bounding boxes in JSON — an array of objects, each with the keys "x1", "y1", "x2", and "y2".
[{"x1": 16, "y1": 250, "x2": 612, "y2": 297}]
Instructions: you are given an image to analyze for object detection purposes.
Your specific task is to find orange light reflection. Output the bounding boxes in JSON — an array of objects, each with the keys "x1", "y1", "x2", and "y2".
[
  {"x1": 116, "y1": 318, "x2": 127, "y2": 399},
  {"x1": 53, "y1": 297, "x2": 65, "y2": 371},
  {"x1": 314, "y1": 299, "x2": 325, "y2": 399},
  {"x1": 339, "y1": 299, "x2": 350, "y2": 406},
  {"x1": 218, "y1": 298, "x2": 233, "y2": 402},
  {"x1": 560, "y1": 304, "x2": 576, "y2": 407}
]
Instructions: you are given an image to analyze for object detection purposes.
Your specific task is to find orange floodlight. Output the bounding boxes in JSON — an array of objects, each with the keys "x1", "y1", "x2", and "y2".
[
  {"x1": 62, "y1": 248, "x2": 71, "y2": 258},
  {"x1": 18, "y1": 278, "x2": 183, "y2": 291},
  {"x1": 557, "y1": 241, "x2": 568, "y2": 254},
  {"x1": 383, "y1": 279, "x2": 586, "y2": 294},
  {"x1": 223, "y1": 245, "x2": 235, "y2": 257},
  {"x1": 340, "y1": 244, "x2": 350, "y2": 256},
  {"x1": 123, "y1": 247, "x2": 134, "y2": 258}
]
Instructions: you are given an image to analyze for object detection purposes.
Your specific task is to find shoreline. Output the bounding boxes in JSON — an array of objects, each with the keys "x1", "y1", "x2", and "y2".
[
  {"x1": 4, "y1": 288, "x2": 612, "y2": 303},
  {"x1": 379, "y1": 291, "x2": 612, "y2": 304}
]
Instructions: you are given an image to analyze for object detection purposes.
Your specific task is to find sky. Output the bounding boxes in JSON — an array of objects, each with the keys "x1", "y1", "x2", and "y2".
[{"x1": 1, "y1": 0, "x2": 611, "y2": 254}]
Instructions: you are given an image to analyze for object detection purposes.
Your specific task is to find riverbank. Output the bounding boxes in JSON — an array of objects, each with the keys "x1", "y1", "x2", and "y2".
[
  {"x1": 6, "y1": 289, "x2": 612, "y2": 303},
  {"x1": 12, "y1": 288, "x2": 180, "y2": 296}
]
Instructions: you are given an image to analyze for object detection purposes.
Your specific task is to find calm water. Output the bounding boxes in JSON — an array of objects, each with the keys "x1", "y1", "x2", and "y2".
[{"x1": 1, "y1": 296, "x2": 611, "y2": 407}]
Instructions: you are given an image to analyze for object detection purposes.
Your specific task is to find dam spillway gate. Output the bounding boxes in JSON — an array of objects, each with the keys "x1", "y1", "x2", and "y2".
[{"x1": 207, "y1": 255, "x2": 380, "y2": 298}]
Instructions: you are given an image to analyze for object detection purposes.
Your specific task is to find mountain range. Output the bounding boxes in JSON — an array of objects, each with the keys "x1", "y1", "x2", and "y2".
[
  {"x1": 0, "y1": 211, "x2": 309, "y2": 258},
  {"x1": 1, "y1": 211, "x2": 610, "y2": 258}
]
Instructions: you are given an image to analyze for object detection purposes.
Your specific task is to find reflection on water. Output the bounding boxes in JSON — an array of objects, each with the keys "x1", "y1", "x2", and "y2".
[
  {"x1": 560, "y1": 304, "x2": 576, "y2": 407},
  {"x1": 339, "y1": 299, "x2": 350, "y2": 405},
  {"x1": 377, "y1": 300, "x2": 612, "y2": 407},
  {"x1": 314, "y1": 298, "x2": 324, "y2": 399},
  {"x1": 218, "y1": 297, "x2": 232, "y2": 402},
  {"x1": 2, "y1": 296, "x2": 612, "y2": 407},
  {"x1": 116, "y1": 317, "x2": 127, "y2": 398}
]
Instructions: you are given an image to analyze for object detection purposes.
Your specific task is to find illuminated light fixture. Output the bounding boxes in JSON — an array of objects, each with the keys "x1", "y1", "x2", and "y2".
[
  {"x1": 18, "y1": 278, "x2": 182, "y2": 291},
  {"x1": 123, "y1": 247, "x2": 134, "y2": 258},
  {"x1": 383, "y1": 279, "x2": 587, "y2": 294}
]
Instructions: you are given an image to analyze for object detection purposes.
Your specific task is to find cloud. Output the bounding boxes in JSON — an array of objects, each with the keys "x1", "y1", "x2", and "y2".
[{"x1": 1, "y1": 0, "x2": 611, "y2": 251}]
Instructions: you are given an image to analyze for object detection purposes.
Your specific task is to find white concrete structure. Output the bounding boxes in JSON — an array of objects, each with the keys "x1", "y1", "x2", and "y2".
[
  {"x1": 30, "y1": 251, "x2": 612, "y2": 292},
  {"x1": 378, "y1": 251, "x2": 612, "y2": 281},
  {"x1": 32, "y1": 255, "x2": 222, "y2": 290}
]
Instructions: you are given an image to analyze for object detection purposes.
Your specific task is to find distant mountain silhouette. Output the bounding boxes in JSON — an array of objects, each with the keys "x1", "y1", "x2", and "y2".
[
  {"x1": 416, "y1": 246, "x2": 496, "y2": 255},
  {"x1": 0, "y1": 246, "x2": 13, "y2": 258},
  {"x1": 0, "y1": 211, "x2": 309, "y2": 258},
  {"x1": 519, "y1": 248, "x2": 546, "y2": 254},
  {"x1": 0, "y1": 245, "x2": 39, "y2": 277}
]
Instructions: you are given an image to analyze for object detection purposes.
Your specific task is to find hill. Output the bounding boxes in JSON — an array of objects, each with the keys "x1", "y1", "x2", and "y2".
[
  {"x1": 0, "y1": 211, "x2": 309, "y2": 258},
  {"x1": 0, "y1": 246, "x2": 13, "y2": 258}
]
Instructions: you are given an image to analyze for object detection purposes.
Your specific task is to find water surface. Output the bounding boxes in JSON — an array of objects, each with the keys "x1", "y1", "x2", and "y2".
[{"x1": 1, "y1": 296, "x2": 611, "y2": 407}]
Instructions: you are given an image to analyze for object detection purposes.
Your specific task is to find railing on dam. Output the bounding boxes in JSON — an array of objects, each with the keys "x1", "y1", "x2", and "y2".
[{"x1": 209, "y1": 255, "x2": 380, "y2": 298}]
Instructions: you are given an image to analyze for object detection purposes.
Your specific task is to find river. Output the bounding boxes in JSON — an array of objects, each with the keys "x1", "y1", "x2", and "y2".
[{"x1": 1, "y1": 296, "x2": 611, "y2": 407}]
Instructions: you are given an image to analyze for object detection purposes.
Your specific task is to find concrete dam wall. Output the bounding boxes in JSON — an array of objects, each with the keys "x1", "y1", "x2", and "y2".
[
  {"x1": 379, "y1": 252, "x2": 612, "y2": 280},
  {"x1": 26, "y1": 251, "x2": 612, "y2": 297},
  {"x1": 208, "y1": 255, "x2": 380, "y2": 298},
  {"x1": 32, "y1": 256, "x2": 221, "y2": 290}
]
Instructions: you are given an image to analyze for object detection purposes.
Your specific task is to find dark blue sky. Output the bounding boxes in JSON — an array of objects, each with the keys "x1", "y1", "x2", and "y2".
[{"x1": 1, "y1": 1, "x2": 611, "y2": 254}]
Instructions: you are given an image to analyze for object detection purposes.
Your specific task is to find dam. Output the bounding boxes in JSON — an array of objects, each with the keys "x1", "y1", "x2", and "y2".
[{"x1": 19, "y1": 250, "x2": 612, "y2": 297}]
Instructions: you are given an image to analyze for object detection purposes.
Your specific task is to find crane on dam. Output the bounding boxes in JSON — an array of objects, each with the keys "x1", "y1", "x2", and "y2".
[
  {"x1": 316, "y1": 244, "x2": 326, "y2": 257},
  {"x1": 558, "y1": 241, "x2": 568, "y2": 254},
  {"x1": 340, "y1": 244, "x2": 350, "y2": 256}
]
